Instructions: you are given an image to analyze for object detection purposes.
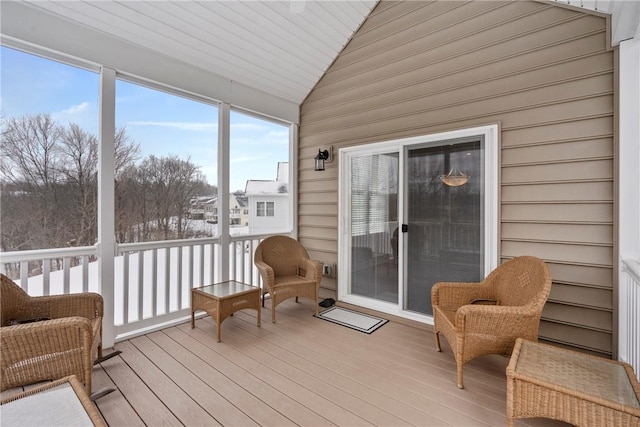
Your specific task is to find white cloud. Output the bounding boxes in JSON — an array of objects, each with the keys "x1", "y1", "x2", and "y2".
[
  {"x1": 51, "y1": 102, "x2": 97, "y2": 133},
  {"x1": 129, "y1": 121, "x2": 218, "y2": 131},
  {"x1": 62, "y1": 102, "x2": 90, "y2": 115}
]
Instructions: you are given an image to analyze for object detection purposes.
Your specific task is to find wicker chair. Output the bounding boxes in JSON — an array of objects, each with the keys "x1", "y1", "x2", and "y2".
[
  {"x1": 0, "y1": 274, "x2": 103, "y2": 393},
  {"x1": 254, "y1": 236, "x2": 322, "y2": 323},
  {"x1": 431, "y1": 256, "x2": 552, "y2": 389}
]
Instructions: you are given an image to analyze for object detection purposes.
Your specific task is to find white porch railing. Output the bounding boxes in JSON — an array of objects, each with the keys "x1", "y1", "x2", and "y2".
[
  {"x1": 620, "y1": 258, "x2": 640, "y2": 381},
  {"x1": 0, "y1": 234, "x2": 274, "y2": 341}
]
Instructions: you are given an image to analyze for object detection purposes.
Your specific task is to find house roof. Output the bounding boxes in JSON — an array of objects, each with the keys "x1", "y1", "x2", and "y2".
[
  {"x1": 245, "y1": 162, "x2": 289, "y2": 195},
  {"x1": 1, "y1": 1, "x2": 637, "y2": 121}
]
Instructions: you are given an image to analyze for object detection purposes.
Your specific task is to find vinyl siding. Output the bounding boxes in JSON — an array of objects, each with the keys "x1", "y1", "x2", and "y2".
[{"x1": 299, "y1": 1, "x2": 614, "y2": 356}]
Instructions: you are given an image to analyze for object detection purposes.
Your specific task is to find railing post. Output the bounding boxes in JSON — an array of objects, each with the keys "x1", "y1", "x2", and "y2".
[{"x1": 99, "y1": 67, "x2": 116, "y2": 349}]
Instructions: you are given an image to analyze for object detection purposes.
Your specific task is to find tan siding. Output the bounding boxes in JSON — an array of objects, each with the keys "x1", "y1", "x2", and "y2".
[{"x1": 299, "y1": 1, "x2": 614, "y2": 356}]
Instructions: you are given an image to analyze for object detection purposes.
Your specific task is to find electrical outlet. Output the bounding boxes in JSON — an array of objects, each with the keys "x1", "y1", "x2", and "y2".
[{"x1": 322, "y1": 264, "x2": 332, "y2": 276}]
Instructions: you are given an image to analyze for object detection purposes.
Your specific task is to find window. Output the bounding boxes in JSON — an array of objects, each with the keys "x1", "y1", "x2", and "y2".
[
  {"x1": 115, "y1": 79, "x2": 218, "y2": 242},
  {"x1": 230, "y1": 109, "x2": 290, "y2": 235},
  {"x1": 0, "y1": 46, "x2": 99, "y2": 255}
]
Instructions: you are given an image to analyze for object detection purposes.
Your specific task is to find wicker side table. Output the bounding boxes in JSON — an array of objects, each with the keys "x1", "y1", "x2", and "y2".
[
  {"x1": 0, "y1": 375, "x2": 106, "y2": 427},
  {"x1": 191, "y1": 281, "x2": 261, "y2": 342},
  {"x1": 506, "y1": 338, "x2": 640, "y2": 427}
]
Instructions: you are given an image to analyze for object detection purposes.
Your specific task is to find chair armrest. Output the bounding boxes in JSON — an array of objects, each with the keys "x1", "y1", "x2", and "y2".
[
  {"x1": 300, "y1": 259, "x2": 322, "y2": 281},
  {"x1": 431, "y1": 281, "x2": 493, "y2": 311},
  {"x1": 1, "y1": 317, "x2": 94, "y2": 391},
  {"x1": 254, "y1": 260, "x2": 275, "y2": 290},
  {"x1": 455, "y1": 304, "x2": 543, "y2": 337},
  {"x1": 27, "y1": 292, "x2": 103, "y2": 321}
]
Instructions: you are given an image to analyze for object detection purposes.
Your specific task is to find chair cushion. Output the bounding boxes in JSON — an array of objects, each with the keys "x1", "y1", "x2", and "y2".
[{"x1": 274, "y1": 275, "x2": 316, "y2": 287}]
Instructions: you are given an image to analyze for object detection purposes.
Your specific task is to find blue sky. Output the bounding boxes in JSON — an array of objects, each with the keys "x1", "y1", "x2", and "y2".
[{"x1": 1, "y1": 46, "x2": 289, "y2": 192}]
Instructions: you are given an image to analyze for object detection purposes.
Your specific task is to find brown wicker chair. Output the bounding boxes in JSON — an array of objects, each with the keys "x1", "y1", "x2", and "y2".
[
  {"x1": 0, "y1": 274, "x2": 103, "y2": 393},
  {"x1": 431, "y1": 256, "x2": 552, "y2": 389},
  {"x1": 254, "y1": 235, "x2": 322, "y2": 323}
]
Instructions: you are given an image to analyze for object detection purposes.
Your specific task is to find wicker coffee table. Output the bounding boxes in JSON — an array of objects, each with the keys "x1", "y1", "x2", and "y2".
[
  {"x1": 191, "y1": 281, "x2": 261, "y2": 342},
  {"x1": 506, "y1": 338, "x2": 640, "y2": 427}
]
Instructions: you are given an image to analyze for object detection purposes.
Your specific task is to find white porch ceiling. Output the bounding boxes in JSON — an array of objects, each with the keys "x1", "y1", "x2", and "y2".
[
  {"x1": 6, "y1": 0, "x2": 639, "y2": 109},
  {"x1": 18, "y1": 0, "x2": 377, "y2": 105}
]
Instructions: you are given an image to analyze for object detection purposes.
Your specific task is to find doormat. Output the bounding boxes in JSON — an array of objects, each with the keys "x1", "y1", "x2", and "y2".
[{"x1": 314, "y1": 306, "x2": 388, "y2": 334}]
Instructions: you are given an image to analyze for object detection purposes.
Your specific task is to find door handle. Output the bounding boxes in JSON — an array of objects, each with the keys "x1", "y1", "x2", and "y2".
[{"x1": 402, "y1": 224, "x2": 408, "y2": 233}]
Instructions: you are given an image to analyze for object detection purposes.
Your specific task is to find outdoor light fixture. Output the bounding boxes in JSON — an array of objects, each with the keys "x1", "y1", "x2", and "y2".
[
  {"x1": 314, "y1": 148, "x2": 330, "y2": 171},
  {"x1": 440, "y1": 168, "x2": 469, "y2": 187}
]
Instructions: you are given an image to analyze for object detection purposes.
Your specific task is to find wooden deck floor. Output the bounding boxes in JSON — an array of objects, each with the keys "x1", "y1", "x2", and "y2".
[{"x1": 4, "y1": 300, "x2": 569, "y2": 426}]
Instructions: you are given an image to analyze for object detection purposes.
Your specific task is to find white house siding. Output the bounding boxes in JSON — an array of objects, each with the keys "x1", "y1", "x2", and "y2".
[{"x1": 299, "y1": 1, "x2": 615, "y2": 357}]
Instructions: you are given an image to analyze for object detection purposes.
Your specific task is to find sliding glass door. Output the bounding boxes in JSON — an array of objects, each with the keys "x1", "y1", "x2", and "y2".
[
  {"x1": 405, "y1": 139, "x2": 484, "y2": 315},
  {"x1": 339, "y1": 126, "x2": 497, "y2": 322},
  {"x1": 349, "y1": 152, "x2": 399, "y2": 304}
]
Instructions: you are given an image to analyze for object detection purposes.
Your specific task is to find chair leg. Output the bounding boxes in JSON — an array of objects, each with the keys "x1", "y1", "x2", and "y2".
[
  {"x1": 434, "y1": 331, "x2": 441, "y2": 352},
  {"x1": 457, "y1": 361, "x2": 464, "y2": 389},
  {"x1": 262, "y1": 293, "x2": 265, "y2": 307},
  {"x1": 295, "y1": 296, "x2": 299, "y2": 303},
  {"x1": 271, "y1": 302, "x2": 276, "y2": 323}
]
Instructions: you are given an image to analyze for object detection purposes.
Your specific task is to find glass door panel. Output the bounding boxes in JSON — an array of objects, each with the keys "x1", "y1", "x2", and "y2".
[
  {"x1": 405, "y1": 139, "x2": 484, "y2": 315},
  {"x1": 349, "y1": 152, "x2": 399, "y2": 304}
]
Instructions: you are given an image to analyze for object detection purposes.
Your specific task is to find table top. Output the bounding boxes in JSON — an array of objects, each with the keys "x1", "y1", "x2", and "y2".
[
  {"x1": 0, "y1": 376, "x2": 102, "y2": 427},
  {"x1": 192, "y1": 281, "x2": 258, "y2": 300},
  {"x1": 514, "y1": 339, "x2": 640, "y2": 409}
]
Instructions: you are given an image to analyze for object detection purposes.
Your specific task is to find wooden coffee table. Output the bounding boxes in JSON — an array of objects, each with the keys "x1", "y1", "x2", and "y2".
[
  {"x1": 191, "y1": 281, "x2": 261, "y2": 342},
  {"x1": 506, "y1": 338, "x2": 640, "y2": 427}
]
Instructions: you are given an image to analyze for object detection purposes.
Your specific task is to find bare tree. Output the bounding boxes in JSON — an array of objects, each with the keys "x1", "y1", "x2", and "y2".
[
  {"x1": 58, "y1": 123, "x2": 98, "y2": 247},
  {"x1": 1, "y1": 115, "x2": 140, "y2": 252},
  {"x1": 1, "y1": 114, "x2": 64, "y2": 251}
]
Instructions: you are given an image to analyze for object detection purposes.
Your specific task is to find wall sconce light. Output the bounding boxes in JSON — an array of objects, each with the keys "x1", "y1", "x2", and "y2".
[
  {"x1": 440, "y1": 168, "x2": 469, "y2": 187},
  {"x1": 314, "y1": 147, "x2": 332, "y2": 171}
]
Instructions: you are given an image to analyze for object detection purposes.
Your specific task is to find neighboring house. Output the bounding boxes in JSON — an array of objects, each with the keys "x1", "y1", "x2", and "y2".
[
  {"x1": 188, "y1": 196, "x2": 215, "y2": 220},
  {"x1": 190, "y1": 194, "x2": 248, "y2": 226},
  {"x1": 245, "y1": 162, "x2": 290, "y2": 235},
  {"x1": 229, "y1": 193, "x2": 249, "y2": 227}
]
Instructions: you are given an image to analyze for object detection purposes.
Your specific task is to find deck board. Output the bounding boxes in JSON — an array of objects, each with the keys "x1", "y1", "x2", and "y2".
[{"x1": 81, "y1": 300, "x2": 569, "y2": 426}]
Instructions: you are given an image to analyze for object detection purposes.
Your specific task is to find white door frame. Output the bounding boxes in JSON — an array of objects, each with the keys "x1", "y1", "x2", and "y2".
[{"x1": 337, "y1": 124, "x2": 499, "y2": 324}]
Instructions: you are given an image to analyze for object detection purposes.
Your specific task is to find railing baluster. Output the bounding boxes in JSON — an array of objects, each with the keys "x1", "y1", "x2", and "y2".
[
  {"x1": 239, "y1": 240, "x2": 242, "y2": 283},
  {"x1": 138, "y1": 251, "x2": 144, "y2": 321},
  {"x1": 177, "y1": 246, "x2": 183, "y2": 310},
  {"x1": 43, "y1": 259, "x2": 51, "y2": 296},
  {"x1": 151, "y1": 248, "x2": 158, "y2": 318},
  {"x1": 164, "y1": 247, "x2": 170, "y2": 314},
  {"x1": 123, "y1": 252, "x2": 130, "y2": 326},
  {"x1": 19, "y1": 261, "x2": 28, "y2": 291},
  {"x1": 63, "y1": 257, "x2": 71, "y2": 294},
  {"x1": 82, "y1": 255, "x2": 89, "y2": 293},
  {"x1": 188, "y1": 245, "x2": 194, "y2": 289},
  {"x1": 198, "y1": 243, "x2": 204, "y2": 286}
]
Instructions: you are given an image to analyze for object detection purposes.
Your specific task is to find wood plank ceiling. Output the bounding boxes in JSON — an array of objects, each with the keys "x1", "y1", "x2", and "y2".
[
  {"x1": 20, "y1": 0, "x2": 377, "y2": 105},
  {"x1": 13, "y1": 1, "x2": 639, "y2": 107}
]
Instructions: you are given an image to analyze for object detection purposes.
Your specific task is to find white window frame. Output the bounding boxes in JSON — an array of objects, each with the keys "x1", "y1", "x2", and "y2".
[{"x1": 338, "y1": 124, "x2": 499, "y2": 324}]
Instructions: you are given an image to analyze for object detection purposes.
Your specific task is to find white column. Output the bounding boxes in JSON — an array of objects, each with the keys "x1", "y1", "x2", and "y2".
[
  {"x1": 98, "y1": 67, "x2": 116, "y2": 348},
  {"x1": 618, "y1": 37, "x2": 640, "y2": 364},
  {"x1": 619, "y1": 39, "x2": 640, "y2": 261},
  {"x1": 218, "y1": 103, "x2": 231, "y2": 281},
  {"x1": 290, "y1": 124, "x2": 299, "y2": 238}
]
